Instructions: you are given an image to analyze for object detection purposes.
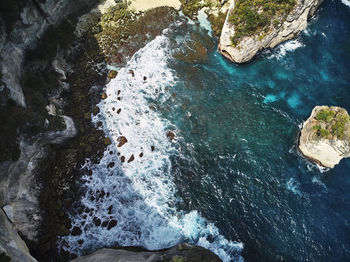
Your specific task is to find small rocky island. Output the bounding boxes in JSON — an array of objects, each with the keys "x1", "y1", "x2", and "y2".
[
  {"x1": 299, "y1": 106, "x2": 350, "y2": 168},
  {"x1": 219, "y1": 0, "x2": 323, "y2": 63}
]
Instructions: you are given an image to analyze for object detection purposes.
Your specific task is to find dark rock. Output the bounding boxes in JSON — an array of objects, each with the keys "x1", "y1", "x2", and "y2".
[
  {"x1": 93, "y1": 217, "x2": 101, "y2": 227},
  {"x1": 104, "y1": 137, "x2": 112, "y2": 145},
  {"x1": 129, "y1": 69, "x2": 135, "y2": 77},
  {"x1": 107, "y1": 70, "x2": 118, "y2": 79},
  {"x1": 117, "y1": 97, "x2": 121, "y2": 101},
  {"x1": 101, "y1": 221, "x2": 108, "y2": 227},
  {"x1": 112, "y1": 107, "x2": 115, "y2": 111},
  {"x1": 92, "y1": 106, "x2": 100, "y2": 116},
  {"x1": 71, "y1": 226, "x2": 82, "y2": 236},
  {"x1": 78, "y1": 239, "x2": 84, "y2": 245},
  {"x1": 117, "y1": 136, "x2": 128, "y2": 147},
  {"x1": 97, "y1": 121, "x2": 103, "y2": 127},
  {"x1": 127, "y1": 155, "x2": 134, "y2": 163},
  {"x1": 166, "y1": 131, "x2": 175, "y2": 141},
  {"x1": 117, "y1": 108, "x2": 121, "y2": 114},
  {"x1": 117, "y1": 90, "x2": 121, "y2": 95},
  {"x1": 107, "y1": 220, "x2": 117, "y2": 230},
  {"x1": 107, "y1": 162, "x2": 115, "y2": 168},
  {"x1": 143, "y1": 76, "x2": 147, "y2": 81},
  {"x1": 120, "y1": 156, "x2": 125, "y2": 163},
  {"x1": 101, "y1": 93, "x2": 107, "y2": 99},
  {"x1": 139, "y1": 152, "x2": 143, "y2": 158},
  {"x1": 151, "y1": 146, "x2": 155, "y2": 151},
  {"x1": 108, "y1": 205, "x2": 113, "y2": 214}
]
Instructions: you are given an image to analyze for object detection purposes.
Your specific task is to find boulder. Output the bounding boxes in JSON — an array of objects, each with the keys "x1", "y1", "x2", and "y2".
[{"x1": 299, "y1": 106, "x2": 350, "y2": 168}]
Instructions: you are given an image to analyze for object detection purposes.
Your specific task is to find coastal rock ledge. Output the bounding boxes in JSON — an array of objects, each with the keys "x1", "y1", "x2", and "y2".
[
  {"x1": 299, "y1": 106, "x2": 350, "y2": 168},
  {"x1": 219, "y1": 0, "x2": 323, "y2": 63}
]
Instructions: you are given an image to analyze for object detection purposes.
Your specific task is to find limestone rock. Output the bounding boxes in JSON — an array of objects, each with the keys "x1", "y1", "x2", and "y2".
[
  {"x1": 219, "y1": 0, "x2": 323, "y2": 63},
  {"x1": 70, "y1": 243, "x2": 221, "y2": 262},
  {"x1": 299, "y1": 106, "x2": 350, "y2": 168}
]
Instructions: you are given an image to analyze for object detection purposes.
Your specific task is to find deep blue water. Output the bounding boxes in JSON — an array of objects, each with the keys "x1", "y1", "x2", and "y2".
[
  {"x1": 63, "y1": 1, "x2": 350, "y2": 261},
  {"x1": 162, "y1": 0, "x2": 350, "y2": 261}
]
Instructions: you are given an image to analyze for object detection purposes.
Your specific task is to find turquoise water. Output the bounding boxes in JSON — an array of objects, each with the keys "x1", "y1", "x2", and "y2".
[
  {"x1": 163, "y1": 1, "x2": 350, "y2": 261},
  {"x1": 63, "y1": 1, "x2": 350, "y2": 261}
]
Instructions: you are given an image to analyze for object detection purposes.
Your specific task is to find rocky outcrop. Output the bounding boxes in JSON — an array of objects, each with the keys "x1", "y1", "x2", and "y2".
[
  {"x1": 0, "y1": 116, "x2": 76, "y2": 242},
  {"x1": 71, "y1": 244, "x2": 222, "y2": 262},
  {"x1": 0, "y1": 209, "x2": 37, "y2": 262},
  {"x1": 299, "y1": 106, "x2": 350, "y2": 168},
  {"x1": 218, "y1": 0, "x2": 323, "y2": 63},
  {"x1": 0, "y1": 0, "x2": 100, "y2": 106}
]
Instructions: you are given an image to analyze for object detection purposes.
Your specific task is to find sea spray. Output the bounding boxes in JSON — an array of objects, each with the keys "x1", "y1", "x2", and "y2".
[{"x1": 60, "y1": 29, "x2": 243, "y2": 261}]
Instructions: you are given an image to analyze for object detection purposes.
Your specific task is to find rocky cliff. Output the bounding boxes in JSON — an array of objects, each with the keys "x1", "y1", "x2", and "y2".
[
  {"x1": 71, "y1": 244, "x2": 222, "y2": 262},
  {"x1": 218, "y1": 0, "x2": 323, "y2": 63},
  {"x1": 299, "y1": 106, "x2": 350, "y2": 168},
  {"x1": 0, "y1": 0, "x2": 99, "y2": 106}
]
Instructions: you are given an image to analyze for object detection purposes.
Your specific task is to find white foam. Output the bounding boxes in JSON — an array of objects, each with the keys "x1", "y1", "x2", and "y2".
[
  {"x1": 286, "y1": 178, "x2": 302, "y2": 197},
  {"x1": 60, "y1": 31, "x2": 243, "y2": 261},
  {"x1": 341, "y1": 0, "x2": 350, "y2": 7},
  {"x1": 269, "y1": 39, "x2": 304, "y2": 59}
]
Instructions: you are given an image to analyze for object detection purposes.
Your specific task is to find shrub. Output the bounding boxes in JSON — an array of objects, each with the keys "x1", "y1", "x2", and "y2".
[{"x1": 315, "y1": 108, "x2": 335, "y2": 122}]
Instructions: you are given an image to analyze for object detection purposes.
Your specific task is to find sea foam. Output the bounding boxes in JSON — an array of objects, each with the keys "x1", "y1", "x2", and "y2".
[
  {"x1": 60, "y1": 28, "x2": 243, "y2": 262},
  {"x1": 269, "y1": 39, "x2": 304, "y2": 59}
]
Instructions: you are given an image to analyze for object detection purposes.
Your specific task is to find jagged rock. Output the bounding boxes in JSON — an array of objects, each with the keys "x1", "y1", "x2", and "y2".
[
  {"x1": 299, "y1": 106, "x2": 350, "y2": 168},
  {"x1": 117, "y1": 136, "x2": 127, "y2": 147},
  {"x1": 70, "y1": 243, "x2": 221, "y2": 262},
  {"x1": 107, "y1": 70, "x2": 118, "y2": 79},
  {"x1": 127, "y1": 155, "x2": 134, "y2": 163},
  {"x1": 92, "y1": 106, "x2": 100, "y2": 116},
  {"x1": 219, "y1": 0, "x2": 323, "y2": 63},
  {"x1": 0, "y1": 209, "x2": 37, "y2": 262},
  {"x1": 101, "y1": 93, "x2": 108, "y2": 99}
]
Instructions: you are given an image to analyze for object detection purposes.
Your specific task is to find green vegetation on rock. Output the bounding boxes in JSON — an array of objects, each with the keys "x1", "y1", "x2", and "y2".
[
  {"x1": 312, "y1": 107, "x2": 350, "y2": 140},
  {"x1": 229, "y1": 0, "x2": 296, "y2": 46}
]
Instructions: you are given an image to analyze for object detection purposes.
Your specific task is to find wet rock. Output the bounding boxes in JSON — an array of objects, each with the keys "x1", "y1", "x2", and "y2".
[
  {"x1": 107, "y1": 162, "x2": 115, "y2": 168},
  {"x1": 107, "y1": 70, "x2": 118, "y2": 79},
  {"x1": 92, "y1": 106, "x2": 100, "y2": 116},
  {"x1": 78, "y1": 239, "x2": 84, "y2": 245},
  {"x1": 107, "y1": 220, "x2": 117, "y2": 230},
  {"x1": 139, "y1": 152, "x2": 143, "y2": 158},
  {"x1": 127, "y1": 154, "x2": 134, "y2": 163},
  {"x1": 117, "y1": 136, "x2": 128, "y2": 147},
  {"x1": 143, "y1": 76, "x2": 147, "y2": 81},
  {"x1": 93, "y1": 217, "x2": 101, "y2": 227},
  {"x1": 117, "y1": 97, "x2": 121, "y2": 101},
  {"x1": 103, "y1": 137, "x2": 112, "y2": 146},
  {"x1": 166, "y1": 131, "x2": 175, "y2": 141},
  {"x1": 101, "y1": 93, "x2": 107, "y2": 99},
  {"x1": 112, "y1": 107, "x2": 115, "y2": 111},
  {"x1": 151, "y1": 146, "x2": 155, "y2": 151},
  {"x1": 120, "y1": 156, "x2": 125, "y2": 163},
  {"x1": 71, "y1": 226, "x2": 82, "y2": 236},
  {"x1": 108, "y1": 205, "x2": 113, "y2": 215},
  {"x1": 101, "y1": 221, "x2": 108, "y2": 228},
  {"x1": 117, "y1": 108, "x2": 121, "y2": 114},
  {"x1": 117, "y1": 90, "x2": 121, "y2": 95},
  {"x1": 84, "y1": 112, "x2": 91, "y2": 120},
  {"x1": 97, "y1": 121, "x2": 103, "y2": 127},
  {"x1": 129, "y1": 69, "x2": 135, "y2": 77}
]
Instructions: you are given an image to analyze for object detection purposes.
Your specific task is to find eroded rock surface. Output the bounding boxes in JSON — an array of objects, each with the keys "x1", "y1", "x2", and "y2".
[
  {"x1": 70, "y1": 243, "x2": 222, "y2": 262},
  {"x1": 219, "y1": 0, "x2": 323, "y2": 63},
  {"x1": 299, "y1": 106, "x2": 350, "y2": 168}
]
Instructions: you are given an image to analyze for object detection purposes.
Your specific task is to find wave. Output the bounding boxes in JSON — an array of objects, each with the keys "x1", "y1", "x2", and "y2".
[
  {"x1": 341, "y1": 0, "x2": 350, "y2": 7},
  {"x1": 286, "y1": 178, "x2": 302, "y2": 196},
  {"x1": 59, "y1": 29, "x2": 243, "y2": 262},
  {"x1": 269, "y1": 39, "x2": 304, "y2": 59}
]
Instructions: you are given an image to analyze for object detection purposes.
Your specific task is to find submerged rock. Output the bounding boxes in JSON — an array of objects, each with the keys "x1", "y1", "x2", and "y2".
[
  {"x1": 299, "y1": 106, "x2": 350, "y2": 168},
  {"x1": 219, "y1": 0, "x2": 323, "y2": 63},
  {"x1": 70, "y1": 243, "x2": 221, "y2": 262},
  {"x1": 107, "y1": 70, "x2": 118, "y2": 79}
]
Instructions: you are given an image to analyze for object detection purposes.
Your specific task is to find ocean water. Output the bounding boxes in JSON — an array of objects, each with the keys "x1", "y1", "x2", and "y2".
[{"x1": 60, "y1": 0, "x2": 350, "y2": 261}]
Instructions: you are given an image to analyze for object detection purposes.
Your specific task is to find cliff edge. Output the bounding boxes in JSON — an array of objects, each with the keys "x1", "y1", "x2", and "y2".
[
  {"x1": 299, "y1": 106, "x2": 350, "y2": 168},
  {"x1": 218, "y1": 0, "x2": 323, "y2": 63}
]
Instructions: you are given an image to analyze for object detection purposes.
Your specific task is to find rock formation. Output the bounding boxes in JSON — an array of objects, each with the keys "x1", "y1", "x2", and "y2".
[
  {"x1": 219, "y1": 0, "x2": 323, "y2": 63},
  {"x1": 71, "y1": 243, "x2": 222, "y2": 262},
  {"x1": 299, "y1": 106, "x2": 350, "y2": 168}
]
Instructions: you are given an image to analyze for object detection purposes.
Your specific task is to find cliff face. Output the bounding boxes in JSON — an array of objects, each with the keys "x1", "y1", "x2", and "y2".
[
  {"x1": 0, "y1": 0, "x2": 99, "y2": 107},
  {"x1": 218, "y1": 0, "x2": 323, "y2": 63},
  {"x1": 70, "y1": 244, "x2": 222, "y2": 262},
  {"x1": 299, "y1": 106, "x2": 350, "y2": 168}
]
